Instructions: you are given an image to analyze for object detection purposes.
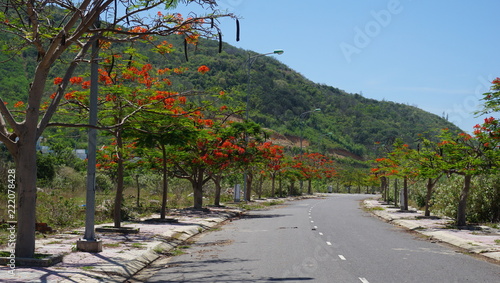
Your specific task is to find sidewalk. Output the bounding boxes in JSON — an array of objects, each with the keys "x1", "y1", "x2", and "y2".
[
  {"x1": 363, "y1": 199, "x2": 500, "y2": 263},
  {"x1": 1, "y1": 207, "x2": 243, "y2": 283}
]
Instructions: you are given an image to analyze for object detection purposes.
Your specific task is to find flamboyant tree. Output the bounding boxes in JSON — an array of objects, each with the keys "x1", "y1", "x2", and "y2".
[
  {"x1": 0, "y1": 0, "x2": 234, "y2": 258},
  {"x1": 437, "y1": 129, "x2": 491, "y2": 226},
  {"x1": 166, "y1": 108, "x2": 261, "y2": 209},
  {"x1": 122, "y1": 83, "x2": 205, "y2": 219},
  {"x1": 477, "y1": 77, "x2": 500, "y2": 115},
  {"x1": 60, "y1": 54, "x2": 212, "y2": 226},
  {"x1": 257, "y1": 142, "x2": 284, "y2": 197},
  {"x1": 294, "y1": 152, "x2": 335, "y2": 194}
]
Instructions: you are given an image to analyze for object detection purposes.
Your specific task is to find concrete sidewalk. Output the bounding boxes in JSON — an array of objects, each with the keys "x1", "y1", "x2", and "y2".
[
  {"x1": 363, "y1": 199, "x2": 500, "y2": 263},
  {"x1": 1, "y1": 207, "x2": 242, "y2": 283}
]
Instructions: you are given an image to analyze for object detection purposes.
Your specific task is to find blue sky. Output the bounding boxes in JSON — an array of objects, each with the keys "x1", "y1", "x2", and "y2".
[{"x1": 181, "y1": 0, "x2": 500, "y2": 132}]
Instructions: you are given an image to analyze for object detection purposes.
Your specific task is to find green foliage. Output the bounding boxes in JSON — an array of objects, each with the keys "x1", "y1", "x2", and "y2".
[
  {"x1": 52, "y1": 166, "x2": 85, "y2": 191},
  {"x1": 36, "y1": 190, "x2": 83, "y2": 228},
  {"x1": 432, "y1": 174, "x2": 500, "y2": 223},
  {"x1": 36, "y1": 152, "x2": 56, "y2": 185},
  {"x1": 0, "y1": 34, "x2": 459, "y2": 161}
]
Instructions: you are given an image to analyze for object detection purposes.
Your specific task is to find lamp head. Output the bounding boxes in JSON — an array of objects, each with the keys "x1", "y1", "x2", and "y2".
[{"x1": 273, "y1": 49, "x2": 284, "y2": 55}]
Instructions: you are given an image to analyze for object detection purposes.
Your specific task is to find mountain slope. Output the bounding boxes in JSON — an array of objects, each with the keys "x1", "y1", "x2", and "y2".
[
  {"x1": 154, "y1": 36, "x2": 461, "y2": 158},
  {"x1": 0, "y1": 35, "x2": 461, "y2": 159}
]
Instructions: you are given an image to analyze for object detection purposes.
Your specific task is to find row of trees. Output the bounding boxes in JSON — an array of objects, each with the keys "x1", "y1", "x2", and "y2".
[
  {"x1": 0, "y1": 0, "x2": 239, "y2": 259},
  {"x1": 0, "y1": 0, "x2": 342, "y2": 259},
  {"x1": 371, "y1": 78, "x2": 500, "y2": 226}
]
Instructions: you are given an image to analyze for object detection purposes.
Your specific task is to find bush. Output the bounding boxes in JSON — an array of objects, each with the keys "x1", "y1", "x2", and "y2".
[
  {"x1": 36, "y1": 153, "x2": 56, "y2": 186},
  {"x1": 36, "y1": 190, "x2": 84, "y2": 228},
  {"x1": 467, "y1": 175, "x2": 500, "y2": 223},
  {"x1": 96, "y1": 173, "x2": 114, "y2": 191},
  {"x1": 52, "y1": 166, "x2": 85, "y2": 191},
  {"x1": 432, "y1": 174, "x2": 500, "y2": 224}
]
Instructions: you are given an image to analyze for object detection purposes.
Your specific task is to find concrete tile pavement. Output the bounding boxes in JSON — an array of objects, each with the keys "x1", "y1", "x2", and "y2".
[
  {"x1": 363, "y1": 199, "x2": 500, "y2": 262},
  {"x1": 1, "y1": 208, "x2": 242, "y2": 283}
]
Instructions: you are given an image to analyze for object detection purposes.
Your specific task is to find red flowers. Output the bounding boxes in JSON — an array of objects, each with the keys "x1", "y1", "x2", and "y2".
[
  {"x1": 197, "y1": 65, "x2": 210, "y2": 74},
  {"x1": 70, "y1": 77, "x2": 83, "y2": 85},
  {"x1": 53, "y1": 77, "x2": 63, "y2": 85}
]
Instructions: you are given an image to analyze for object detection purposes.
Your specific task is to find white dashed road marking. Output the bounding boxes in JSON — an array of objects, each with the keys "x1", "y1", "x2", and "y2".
[{"x1": 338, "y1": 255, "x2": 346, "y2": 260}]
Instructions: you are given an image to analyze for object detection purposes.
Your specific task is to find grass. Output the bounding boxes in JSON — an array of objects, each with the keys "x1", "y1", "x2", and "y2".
[
  {"x1": 103, "y1": 242, "x2": 121, "y2": 248},
  {"x1": 495, "y1": 239, "x2": 500, "y2": 245},
  {"x1": 131, "y1": 242, "x2": 146, "y2": 248},
  {"x1": 169, "y1": 245, "x2": 190, "y2": 256},
  {"x1": 365, "y1": 206, "x2": 385, "y2": 211},
  {"x1": 0, "y1": 251, "x2": 50, "y2": 259}
]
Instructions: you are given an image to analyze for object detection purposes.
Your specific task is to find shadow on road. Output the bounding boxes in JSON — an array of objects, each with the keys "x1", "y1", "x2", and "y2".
[{"x1": 240, "y1": 213, "x2": 291, "y2": 219}]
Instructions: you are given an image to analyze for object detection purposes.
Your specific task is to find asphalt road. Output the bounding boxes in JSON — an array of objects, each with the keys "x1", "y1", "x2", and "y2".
[{"x1": 146, "y1": 194, "x2": 500, "y2": 283}]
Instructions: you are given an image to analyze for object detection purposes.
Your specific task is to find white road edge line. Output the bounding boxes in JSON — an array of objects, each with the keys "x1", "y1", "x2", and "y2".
[
  {"x1": 338, "y1": 255, "x2": 346, "y2": 260},
  {"x1": 359, "y1": 278, "x2": 369, "y2": 283}
]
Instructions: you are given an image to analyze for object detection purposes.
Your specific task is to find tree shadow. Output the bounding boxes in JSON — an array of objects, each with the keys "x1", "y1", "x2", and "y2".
[{"x1": 146, "y1": 257, "x2": 314, "y2": 282}]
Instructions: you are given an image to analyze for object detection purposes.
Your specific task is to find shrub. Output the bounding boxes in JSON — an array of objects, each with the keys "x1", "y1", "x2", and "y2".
[{"x1": 36, "y1": 190, "x2": 84, "y2": 228}]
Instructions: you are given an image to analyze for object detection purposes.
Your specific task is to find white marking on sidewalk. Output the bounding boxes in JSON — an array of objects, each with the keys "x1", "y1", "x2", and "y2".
[
  {"x1": 326, "y1": 241, "x2": 332, "y2": 246},
  {"x1": 338, "y1": 255, "x2": 346, "y2": 260},
  {"x1": 359, "y1": 278, "x2": 369, "y2": 283}
]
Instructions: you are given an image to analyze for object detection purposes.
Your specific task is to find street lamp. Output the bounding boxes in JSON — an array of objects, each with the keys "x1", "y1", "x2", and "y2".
[
  {"x1": 242, "y1": 49, "x2": 284, "y2": 201},
  {"x1": 245, "y1": 49, "x2": 284, "y2": 120}
]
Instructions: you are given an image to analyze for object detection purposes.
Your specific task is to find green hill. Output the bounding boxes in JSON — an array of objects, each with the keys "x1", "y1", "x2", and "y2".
[
  {"x1": 0, "y1": 35, "x2": 461, "y2": 160},
  {"x1": 146, "y1": 36, "x2": 461, "y2": 158}
]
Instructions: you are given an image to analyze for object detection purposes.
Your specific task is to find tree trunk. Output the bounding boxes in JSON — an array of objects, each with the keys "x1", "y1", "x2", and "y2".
[
  {"x1": 457, "y1": 174, "x2": 472, "y2": 227},
  {"x1": 493, "y1": 182, "x2": 500, "y2": 222},
  {"x1": 403, "y1": 177, "x2": 408, "y2": 211},
  {"x1": 307, "y1": 179, "x2": 312, "y2": 195},
  {"x1": 278, "y1": 175, "x2": 282, "y2": 197},
  {"x1": 213, "y1": 174, "x2": 223, "y2": 207},
  {"x1": 113, "y1": 132, "x2": 124, "y2": 228},
  {"x1": 193, "y1": 181, "x2": 203, "y2": 209},
  {"x1": 160, "y1": 144, "x2": 168, "y2": 219},
  {"x1": 424, "y1": 178, "x2": 433, "y2": 217},
  {"x1": 15, "y1": 138, "x2": 38, "y2": 258},
  {"x1": 271, "y1": 174, "x2": 276, "y2": 198},
  {"x1": 394, "y1": 178, "x2": 398, "y2": 207},
  {"x1": 192, "y1": 168, "x2": 205, "y2": 209},
  {"x1": 245, "y1": 172, "x2": 253, "y2": 201}
]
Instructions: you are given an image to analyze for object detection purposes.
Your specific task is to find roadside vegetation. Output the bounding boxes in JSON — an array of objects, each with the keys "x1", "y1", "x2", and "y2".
[{"x1": 0, "y1": 0, "x2": 498, "y2": 259}]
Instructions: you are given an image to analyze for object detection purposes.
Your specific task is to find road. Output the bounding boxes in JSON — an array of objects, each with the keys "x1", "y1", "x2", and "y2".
[{"x1": 146, "y1": 194, "x2": 500, "y2": 282}]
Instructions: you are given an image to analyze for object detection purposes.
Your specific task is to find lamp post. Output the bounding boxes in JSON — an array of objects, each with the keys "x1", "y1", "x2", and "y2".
[
  {"x1": 245, "y1": 49, "x2": 284, "y2": 120},
  {"x1": 243, "y1": 49, "x2": 284, "y2": 201}
]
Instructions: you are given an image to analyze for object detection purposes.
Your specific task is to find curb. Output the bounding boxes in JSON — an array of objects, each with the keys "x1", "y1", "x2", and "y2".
[
  {"x1": 364, "y1": 200, "x2": 500, "y2": 263},
  {"x1": 102, "y1": 211, "x2": 239, "y2": 282}
]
